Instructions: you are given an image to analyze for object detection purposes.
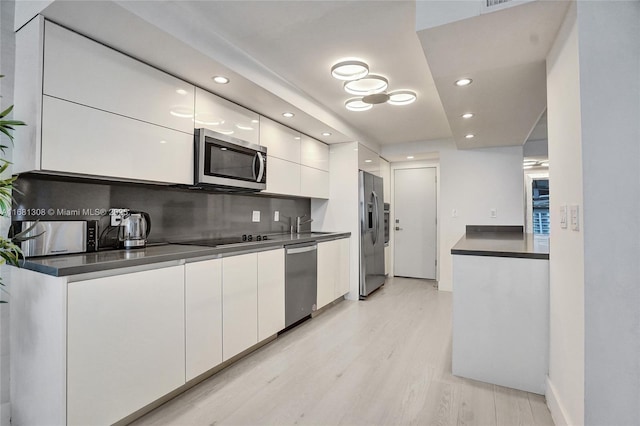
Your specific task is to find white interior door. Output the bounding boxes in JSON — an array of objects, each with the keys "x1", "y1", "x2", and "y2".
[{"x1": 394, "y1": 167, "x2": 437, "y2": 279}]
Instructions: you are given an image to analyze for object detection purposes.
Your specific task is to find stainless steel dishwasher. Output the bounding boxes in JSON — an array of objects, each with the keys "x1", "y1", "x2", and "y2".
[{"x1": 285, "y1": 242, "x2": 318, "y2": 328}]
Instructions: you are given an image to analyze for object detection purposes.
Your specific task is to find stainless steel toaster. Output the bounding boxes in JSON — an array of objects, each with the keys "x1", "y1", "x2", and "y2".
[{"x1": 15, "y1": 220, "x2": 98, "y2": 257}]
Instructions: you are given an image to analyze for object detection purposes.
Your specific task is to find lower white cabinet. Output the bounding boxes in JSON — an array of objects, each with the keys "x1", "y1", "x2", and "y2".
[
  {"x1": 257, "y1": 249, "x2": 285, "y2": 340},
  {"x1": 185, "y1": 259, "x2": 223, "y2": 381},
  {"x1": 317, "y1": 238, "x2": 350, "y2": 309},
  {"x1": 222, "y1": 253, "x2": 259, "y2": 361},
  {"x1": 66, "y1": 266, "x2": 185, "y2": 426}
]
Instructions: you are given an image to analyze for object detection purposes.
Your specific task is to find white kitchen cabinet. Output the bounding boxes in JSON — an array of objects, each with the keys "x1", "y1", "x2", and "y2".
[
  {"x1": 41, "y1": 96, "x2": 193, "y2": 184},
  {"x1": 222, "y1": 253, "x2": 258, "y2": 361},
  {"x1": 259, "y1": 117, "x2": 301, "y2": 163},
  {"x1": 43, "y1": 20, "x2": 194, "y2": 134},
  {"x1": 265, "y1": 156, "x2": 301, "y2": 197},
  {"x1": 194, "y1": 88, "x2": 260, "y2": 145},
  {"x1": 185, "y1": 259, "x2": 223, "y2": 381},
  {"x1": 379, "y1": 157, "x2": 391, "y2": 203},
  {"x1": 358, "y1": 143, "x2": 381, "y2": 175},
  {"x1": 317, "y1": 238, "x2": 351, "y2": 309},
  {"x1": 300, "y1": 135, "x2": 329, "y2": 171},
  {"x1": 66, "y1": 266, "x2": 185, "y2": 426},
  {"x1": 300, "y1": 165, "x2": 330, "y2": 199},
  {"x1": 257, "y1": 249, "x2": 285, "y2": 340}
]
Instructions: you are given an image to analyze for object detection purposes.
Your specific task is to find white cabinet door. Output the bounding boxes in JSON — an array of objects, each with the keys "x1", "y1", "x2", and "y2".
[
  {"x1": 41, "y1": 96, "x2": 193, "y2": 184},
  {"x1": 336, "y1": 237, "x2": 351, "y2": 297},
  {"x1": 257, "y1": 249, "x2": 285, "y2": 340},
  {"x1": 194, "y1": 88, "x2": 260, "y2": 145},
  {"x1": 222, "y1": 253, "x2": 258, "y2": 361},
  {"x1": 259, "y1": 117, "x2": 301, "y2": 162},
  {"x1": 379, "y1": 158, "x2": 391, "y2": 203},
  {"x1": 300, "y1": 165, "x2": 329, "y2": 199},
  {"x1": 317, "y1": 240, "x2": 337, "y2": 309},
  {"x1": 43, "y1": 21, "x2": 194, "y2": 134},
  {"x1": 357, "y1": 143, "x2": 380, "y2": 175},
  {"x1": 265, "y1": 156, "x2": 301, "y2": 197},
  {"x1": 300, "y1": 135, "x2": 329, "y2": 171},
  {"x1": 185, "y1": 259, "x2": 223, "y2": 381},
  {"x1": 67, "y1": 266, "x2": 185, "y2": 426}
]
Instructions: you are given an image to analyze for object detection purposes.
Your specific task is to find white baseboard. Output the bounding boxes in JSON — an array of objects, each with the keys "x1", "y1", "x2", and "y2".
[
  {"x1": 0, "y1": 402, "x2": 10, "y2": 426},
  {"x1": 546, "y1": 377, "x2": 573, "y2": 426}
]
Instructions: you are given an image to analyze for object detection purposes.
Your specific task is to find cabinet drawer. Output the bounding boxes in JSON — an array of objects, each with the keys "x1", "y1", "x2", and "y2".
[{"x1": 43, "y1": 21, "x2": 194, "y2": 134}]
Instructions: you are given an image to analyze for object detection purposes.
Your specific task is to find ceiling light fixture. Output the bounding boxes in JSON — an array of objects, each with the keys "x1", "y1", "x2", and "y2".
[
  {"x1": 345, "y1": 98, "x2": 373, "y2": 112},
  {"x1": 322, "y1": 132, "x2": 332, "y2": 136},
  {"x1": 331, "y1": 60, "x2": 369, "y2": 81},
  {"x1": 462, "y1": 112, "x2": 474, "y2": 119},
  {"x1": 465, "y1": 134, "x2": 475, "y2": 139},
  {"x1": 455, "y1": 78, "x2": 473, "y2": 87},
  {"x1": 282, "y1": 112, "x2": 295, "y2": 118},
  {"x1": 344, "y1": 74, "x2": 388, "y2": 96},
  {"x1": 213, "y1": 76, "x2": 229, "y2": 84},
  {"x1": 387, "y1": 90, "x2": 417, "y2": 106}
]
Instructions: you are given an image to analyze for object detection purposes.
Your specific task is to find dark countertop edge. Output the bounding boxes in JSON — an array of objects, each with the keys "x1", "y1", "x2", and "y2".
[
  {"x1": 20, "y1": 232, "x2": 351, "y2": 277},
  {"x1": 451, "y1": 248, "x2": 549, "y2": 260}
]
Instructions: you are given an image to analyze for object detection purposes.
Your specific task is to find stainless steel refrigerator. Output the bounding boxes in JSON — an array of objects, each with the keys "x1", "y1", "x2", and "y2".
[{"x1": 359, "y1": 170, "x2": 385, "y2": 298}]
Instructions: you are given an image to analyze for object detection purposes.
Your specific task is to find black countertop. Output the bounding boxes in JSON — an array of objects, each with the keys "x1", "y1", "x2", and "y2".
[
  {"x1": 451, "y1": 232, "x2": 549, "y2": 260},
  {"x1": 20, "y1": 232, "x2": 351, "y2": 277}
]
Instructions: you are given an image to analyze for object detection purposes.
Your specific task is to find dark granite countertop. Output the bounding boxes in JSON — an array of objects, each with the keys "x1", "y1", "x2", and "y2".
[
  {"x1": 451, "y1": 232, "x2": 549, "y2": 260},
  {"x1": 20, "y1": 232, "x2": 351, "y2": 277}
]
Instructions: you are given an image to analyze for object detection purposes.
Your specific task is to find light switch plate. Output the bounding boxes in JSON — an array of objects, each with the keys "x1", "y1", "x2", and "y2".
[
  {"x1": 274, "y1": 211, "x2": 279, "y2": 221},
  {"x1": 490, "y1": 208, "x2": 497, "y2": 218},
  {"x1": 570, "y1": 204, "x2": 579, "y2": 231},
  {"x1": 560, "y1": 205, "x2": 568, "y2": 229},
  {"x1": 252, "y1": 210, "x2": 260, "y2": 222}
]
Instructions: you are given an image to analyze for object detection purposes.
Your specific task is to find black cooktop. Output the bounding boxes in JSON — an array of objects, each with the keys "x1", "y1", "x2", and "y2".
[{"x1": 173, "y1": 234, "x2": 270, "y2": 247}]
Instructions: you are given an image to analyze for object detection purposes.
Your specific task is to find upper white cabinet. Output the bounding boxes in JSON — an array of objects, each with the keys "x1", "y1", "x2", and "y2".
[
  {"x1": 43, "y1": 21, "x2": 194, "y2": 135},
  {"x1": 266, "y1": 156, "x2": 301, "y2": 197},
  {"x1": 222, "y1": 253, "x2": 258, "y2": 361},
  {"x1": 257, "y1": 249, "x2": 285, "y2": 341},
  {"x1": 194, "y1": 88, "x2": 260, "y2": 145},
  {"x1": 358, "y1": 143, "x2": 381, "y2": 176},
  {"x1": 300, "y1": 165, "x2": 329, "y2": 199},
  {"x1": 14, "y1": 18, "x2": 194, "y2": 184},
  {"x1": 67, "y1": 266, "x2": 185, "y2": 426},
  {"x1": 300, "y1": 135, "x2": 329, "y2": 171},
  {"x1": 185, "y1": 259, "x2": 223, "y2": 382},
  {"x1": 260, "y1": 117, "x2": 301, "y2": 163},
  {"x1": 379, "y1": 157, "x2": 391, "y2": 203}
]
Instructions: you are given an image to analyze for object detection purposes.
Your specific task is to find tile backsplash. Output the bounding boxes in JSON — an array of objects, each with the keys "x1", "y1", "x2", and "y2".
[{"x1": 12, "y1": 174, "x2": 311, "y2": 245}]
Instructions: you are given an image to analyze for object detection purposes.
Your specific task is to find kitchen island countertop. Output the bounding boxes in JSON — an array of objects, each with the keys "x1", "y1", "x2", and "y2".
[
  {"x1": 19, "y1": 232, "x2": 350, "y2": 277},
  {"x1": 451, "y1": 232, "x2": 549, "y2": 260}
]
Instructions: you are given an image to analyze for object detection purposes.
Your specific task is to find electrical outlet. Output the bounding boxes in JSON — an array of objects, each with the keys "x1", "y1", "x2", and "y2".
[
  {"x1": 570, "y1": 204, "x2": 579, "y2": 231},
  {"x1": 274, "y1": 211, "x2": 279, "y2": 221},
  {"x1": 109, "y1": 208, "x2": 129, "y2": 226},
  {"x1": 252, "y1": 210, "x2": 260, "y2": 222},
  {"x1": 452, "y1": 209, "x2": 458, "y2": 218},
  {"x1": 490, "y1": 208, "x2": 497, "y2": 218},
  {"x1": 560, "y1": 205, "x2": 568, "y2": 229}
]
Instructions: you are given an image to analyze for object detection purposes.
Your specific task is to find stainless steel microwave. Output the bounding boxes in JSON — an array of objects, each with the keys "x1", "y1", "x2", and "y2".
[{"x1": 194, "y1": 128, "x2": 267, "y2": 191}]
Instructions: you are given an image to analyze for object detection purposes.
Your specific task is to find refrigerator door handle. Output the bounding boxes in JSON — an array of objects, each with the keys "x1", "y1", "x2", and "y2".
[{"x1": 372, "y1": 190, "x2": 380, "y2": 245}]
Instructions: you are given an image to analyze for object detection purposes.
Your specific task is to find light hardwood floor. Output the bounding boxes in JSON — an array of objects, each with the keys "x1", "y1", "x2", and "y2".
[{"x1": 133, "y1": 277, "x2": 554, "y2": 426}]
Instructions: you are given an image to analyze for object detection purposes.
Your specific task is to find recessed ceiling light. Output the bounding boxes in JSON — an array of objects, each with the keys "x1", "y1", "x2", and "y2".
[
  {"x1": 282, "y1": 112, "x2": 295, "y2": 118},
  {"x1": 322, "y1": 132, "x2": 332, "y2": 136},
  {"x1": 462, "y1": 113, "x2": 474, "y2": 119},
  {"x1": 159, "y1": 140, "x2": 167, "y2": 144},
  {"x1": 344, "y1": 74, "x2": 388, "y2": 96},
  {"x1": 213, "y1": 76, "x2": 229, "y2": 84},
  {"x1": 294, "y1": 136, "x2": 301, "y2": 140},
  {"x1": 387, "y1": 90, "x2": 417, "y2": 106},
  {"x1": 407, "y1": 156, "x2": 415, "y2": 159},
  {"x1": 251, "y1": 119, "x2": 259, "y2": 123},
  {"x1": 345, "y1": 98, "x2": 373, "y2": 112},
  {"x1": 455, "y1": 78, "x2": 473, "y2": 87},
  {"x1": 365, "y1": 159, "x2": 372, "y2": 163},
  {"x1": 331, "y1": 60, "x2": 369, "y2": 81},
  {"x1": 465, "y1": 134, "x2": 475, "y2": 139},
  {"x1": 176, "y1": 89, "x2": 188, "y2": 96}
]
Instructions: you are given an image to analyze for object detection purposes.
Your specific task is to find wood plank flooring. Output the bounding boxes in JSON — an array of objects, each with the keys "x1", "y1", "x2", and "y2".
[{"x1": 132, "y1": 277, "x2": 554, "y2": 426}]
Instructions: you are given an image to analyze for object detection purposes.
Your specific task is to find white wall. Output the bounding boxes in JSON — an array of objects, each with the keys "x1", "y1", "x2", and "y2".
[
  {"x1": 382, "y1": 139, "x2": 525, "y2": 291},
  {"x1": 545, "y1": 5, "x2": 584, "y2": 424},
  {"x1": 577, "y1": 2, "x2": 640, "y2": 425},
  {"x1": 0, "y1": 0, "x2": 16, "y2": 423}
]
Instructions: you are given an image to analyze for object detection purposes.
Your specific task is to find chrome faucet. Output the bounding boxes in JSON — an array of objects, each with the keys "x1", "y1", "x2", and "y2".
[{"x1": 295, "y1": 214, "x2": 313, "y2": 234}]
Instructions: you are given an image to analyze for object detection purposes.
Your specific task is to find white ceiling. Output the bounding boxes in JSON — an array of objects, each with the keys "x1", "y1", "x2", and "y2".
[{"x1": 39, "y1": 0, "x2": 567, "y2": 153}]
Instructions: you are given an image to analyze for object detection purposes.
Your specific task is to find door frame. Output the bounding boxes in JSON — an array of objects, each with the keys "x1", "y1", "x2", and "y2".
[{"x1": 389, "y1": 161, "x2": 440, "y2": 283}]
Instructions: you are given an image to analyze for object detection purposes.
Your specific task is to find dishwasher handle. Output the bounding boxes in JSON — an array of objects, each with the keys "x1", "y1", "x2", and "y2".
[{"x1": 285, "y1": 244, "x2": 317, "y2": 255}]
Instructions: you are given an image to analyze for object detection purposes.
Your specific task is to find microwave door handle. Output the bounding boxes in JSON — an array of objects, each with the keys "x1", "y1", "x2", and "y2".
[{"x1": 255, "y1": 152, "x2": 265, "y2": 182}]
